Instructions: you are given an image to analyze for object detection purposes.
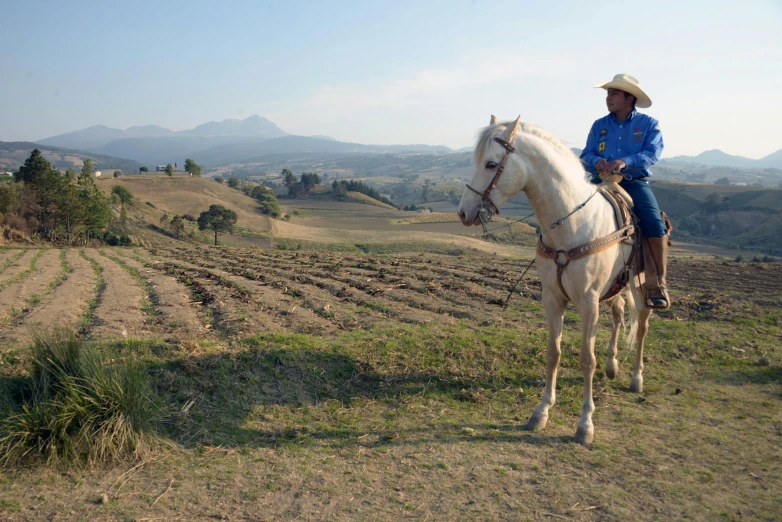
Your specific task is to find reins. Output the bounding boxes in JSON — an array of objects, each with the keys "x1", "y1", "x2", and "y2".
[{"x1": 466, "y1": 128, "x2": 631, "y2": 306}]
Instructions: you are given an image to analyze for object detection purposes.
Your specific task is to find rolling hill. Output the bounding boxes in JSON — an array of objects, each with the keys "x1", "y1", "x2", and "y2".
[
  {"x1": 652, "y1": 180, "x2": 782, "y2": 254},
  {"x1": 0, "y1": 141, "x2": 142, "y2": 173}
]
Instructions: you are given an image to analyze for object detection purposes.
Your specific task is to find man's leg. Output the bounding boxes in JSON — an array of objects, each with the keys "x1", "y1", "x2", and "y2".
[{"x1": 620, "y1": 178, "x2": 670, "y2": 309}]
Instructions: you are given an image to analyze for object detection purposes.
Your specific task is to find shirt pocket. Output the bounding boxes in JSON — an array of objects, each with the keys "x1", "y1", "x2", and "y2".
[{"x1": 632, "y1": 132, "x2": 644, "y2": 152}]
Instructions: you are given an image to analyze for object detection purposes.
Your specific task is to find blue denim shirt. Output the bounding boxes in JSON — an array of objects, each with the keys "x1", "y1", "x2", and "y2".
[{"x1": 580, "y1": 110, "x2": 664, "y2": 179}]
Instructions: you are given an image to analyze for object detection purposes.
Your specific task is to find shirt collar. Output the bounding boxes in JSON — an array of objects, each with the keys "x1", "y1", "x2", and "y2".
[{"x1": 609, "y1": 109, "x2": 637, "y2": 123}]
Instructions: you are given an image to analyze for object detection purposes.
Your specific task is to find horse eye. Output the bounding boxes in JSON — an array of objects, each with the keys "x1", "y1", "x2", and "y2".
[{"x1": 485, "y1": 161, "x2": 497, "y2": 169}]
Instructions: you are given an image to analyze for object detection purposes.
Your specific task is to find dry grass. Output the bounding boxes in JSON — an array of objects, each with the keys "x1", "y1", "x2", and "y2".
[
  {"x1": 394, "y1": 212, "x2": 461, "y2": 224},
  {"x1": 98, "y1": 177, "x2": 272, "y2": 232},
  {"x1": 342, "y1": 192, "x2": 397, "y2": 210}
]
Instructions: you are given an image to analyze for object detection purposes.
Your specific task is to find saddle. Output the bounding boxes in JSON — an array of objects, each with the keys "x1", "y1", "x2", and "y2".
[{"x1": 536, "y1": 181, "x2": 672, "y2": 308}]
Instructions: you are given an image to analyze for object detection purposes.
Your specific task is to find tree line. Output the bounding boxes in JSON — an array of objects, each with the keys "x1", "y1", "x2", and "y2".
[
  {"x1": 276, "y1": 169, "x2": 397, "y2": 208},
  {"x1": 0, "y1": 149, "x2": 113, "y2": 243}
]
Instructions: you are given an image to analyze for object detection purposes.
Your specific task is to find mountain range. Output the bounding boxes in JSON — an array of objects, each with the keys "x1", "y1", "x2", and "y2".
[
  {"x1": 33, "y1": 116, "x2": 782, "y2": 170},
  {"x1": 663, "y1": 149, "x2": 782, "y2": 169},
  {"x1": 36, "y1": 115, "x2": 452, "y2": 167}
]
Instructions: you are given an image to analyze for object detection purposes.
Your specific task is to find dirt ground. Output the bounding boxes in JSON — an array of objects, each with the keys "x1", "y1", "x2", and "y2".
[{"x1": 0, "y1": 246, "x2": 780, "y2": 520}]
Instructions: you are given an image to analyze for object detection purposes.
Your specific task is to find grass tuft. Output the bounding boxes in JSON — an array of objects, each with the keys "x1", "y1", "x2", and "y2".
[{"x1": 0, "y1": 329, "x2": 170, "y2": 467}]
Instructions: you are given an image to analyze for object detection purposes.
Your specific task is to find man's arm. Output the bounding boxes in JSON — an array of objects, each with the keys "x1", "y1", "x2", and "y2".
[
  {"x1": 620, "y1": 120, "x2": 664, "y2": 169},
  {"x1": 579, "y1": 122, "x2": 602, "y2": 169}
]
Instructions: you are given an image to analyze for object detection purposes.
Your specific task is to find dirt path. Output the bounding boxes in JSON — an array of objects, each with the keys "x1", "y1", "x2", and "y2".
[
  {"x1": 83, "y1": 249, "x2": 151, "y2": 340},
  {"x1": 0, "y1": 250, "x2": 36, "y2": 286},
  {"x1": 0, "y1": 249, "x2": 96, "y2": 347},
  {"x1": 111, "y1": 250, "x2": 207, "y2": 340},
  {"x1": 0, "y1": 249, "x2": 18, "y2": 267},
  {"x1": 0, "y1": 249, "x2": 61, "y2": 323}
]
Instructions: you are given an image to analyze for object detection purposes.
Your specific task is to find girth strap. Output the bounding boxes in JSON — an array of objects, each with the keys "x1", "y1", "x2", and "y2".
[{"x1": 537, "y1": 225, "x2": 634, "y2": 301}]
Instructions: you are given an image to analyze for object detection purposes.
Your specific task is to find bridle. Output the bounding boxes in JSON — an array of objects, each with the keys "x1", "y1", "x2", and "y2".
[{"x1": 465, "y1": 134, "x2": 517, "y2": 234}]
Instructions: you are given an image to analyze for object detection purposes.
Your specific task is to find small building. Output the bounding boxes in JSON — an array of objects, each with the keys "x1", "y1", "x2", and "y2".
[
  {"x1": 94, "y1": 171, "x2": 102, "y2": 177},
  {"x1": 156, "y1": 165, "x2": 167, "y2": 172}
]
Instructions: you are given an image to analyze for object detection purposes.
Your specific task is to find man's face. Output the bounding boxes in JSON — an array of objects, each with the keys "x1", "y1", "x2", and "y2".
[{"x1": 606, "y1": 88, "x2": 634, "y2": 114}]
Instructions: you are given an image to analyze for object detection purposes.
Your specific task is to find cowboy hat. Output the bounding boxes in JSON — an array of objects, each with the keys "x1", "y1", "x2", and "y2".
[{"x1": 594, "y1": 73, "x2": 652, "y2": 108}]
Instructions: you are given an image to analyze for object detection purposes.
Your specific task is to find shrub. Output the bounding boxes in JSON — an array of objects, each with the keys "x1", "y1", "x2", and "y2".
[
  {"x1": 0, "y1": 330, "x2": 169, "y2": 467},
  {"x1": 103, "y1": 232, "x2": 133, "y2": 246}
]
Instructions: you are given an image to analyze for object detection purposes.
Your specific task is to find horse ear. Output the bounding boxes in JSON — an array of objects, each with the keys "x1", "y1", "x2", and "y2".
[
  {"x1": 502, "y1": 115, "x2": 521, "y2": 142},
  {"x1": 490, "y1": 114, "x2": 498, "y2": 125}
]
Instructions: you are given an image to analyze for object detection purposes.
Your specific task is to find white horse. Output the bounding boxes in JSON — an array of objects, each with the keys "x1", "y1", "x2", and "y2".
[{"x1": 457, "y1": 115, "x2": 652, "y2": 444}]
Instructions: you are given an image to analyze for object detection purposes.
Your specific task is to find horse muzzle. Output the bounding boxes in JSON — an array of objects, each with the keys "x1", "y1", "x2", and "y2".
[{"x1": 457, "y1": 207, "x2": 482, "y2": 227}]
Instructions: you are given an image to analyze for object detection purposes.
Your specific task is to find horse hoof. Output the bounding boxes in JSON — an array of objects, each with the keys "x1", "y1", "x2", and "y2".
[
  {"x1": 574, "y1": 425, "x2": 594, "y2": 445},
  {"x1": 525, "y1": 413, "x2": 548, "y2": 431},
  {"x1": 630, "y1": 377, "x2": 643, "y2": 393},
  {"x1": 606, "y1": 359, "x2": 619, "y2": 380}
]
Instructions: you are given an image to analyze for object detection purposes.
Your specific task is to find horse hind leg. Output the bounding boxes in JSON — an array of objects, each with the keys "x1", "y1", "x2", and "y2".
[
  {"x1": 605, "y1": 295, "x2": 625, "y2": 380},
  {"x1": 525, "y1": 291, "x2": 565, "y2": 431},
  {"x1": 630, "y1": 307, "x2": 652, "y2": 393}
]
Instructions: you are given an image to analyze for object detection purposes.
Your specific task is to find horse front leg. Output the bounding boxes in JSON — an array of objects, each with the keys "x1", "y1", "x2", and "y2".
[
  {"x1": 605, "y1": 295, "x2": 625, "y2": 380},
  {"x1": 575, "y1": 296, "x2": 600, "y2": 445},
  {"x1": 525, "y1": 290, "x2": 566, "y2": 431}
]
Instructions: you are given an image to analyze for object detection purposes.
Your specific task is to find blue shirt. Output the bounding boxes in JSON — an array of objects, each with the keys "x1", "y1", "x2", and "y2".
[{"x1": 580, "y1": 110, "x2": 664, "y2": 179}]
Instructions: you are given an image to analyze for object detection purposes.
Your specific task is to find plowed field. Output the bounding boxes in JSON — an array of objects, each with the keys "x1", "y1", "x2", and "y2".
[{"x1": 2, "y1": 247, "x2": 781, "y2": 347}]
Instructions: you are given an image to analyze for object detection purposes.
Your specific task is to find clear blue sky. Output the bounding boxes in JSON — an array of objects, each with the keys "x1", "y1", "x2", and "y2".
[{"x1": 1, "y1": 0, "x2": 781, "y2": 157}]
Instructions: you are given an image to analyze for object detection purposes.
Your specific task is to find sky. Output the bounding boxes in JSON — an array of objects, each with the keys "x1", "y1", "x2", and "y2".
[{"x1": 1, "y1": 0, "x2": 781, "y2": 158}]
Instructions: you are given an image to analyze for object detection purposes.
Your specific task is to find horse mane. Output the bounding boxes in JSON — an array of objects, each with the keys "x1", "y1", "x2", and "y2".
[{"x1": 475, "y1": 120, "x2": 584, "y2": 175}]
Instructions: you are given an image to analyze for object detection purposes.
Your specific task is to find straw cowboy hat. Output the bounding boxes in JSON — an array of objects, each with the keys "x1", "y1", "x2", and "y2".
[{"x1": 594, "y1": 73, "x2": 652, "y2": 108}]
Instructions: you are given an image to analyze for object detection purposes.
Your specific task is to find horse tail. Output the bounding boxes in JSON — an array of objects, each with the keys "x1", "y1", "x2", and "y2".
[{"x1": 625, "y1": 289, "x2": 640, "y2": 350}]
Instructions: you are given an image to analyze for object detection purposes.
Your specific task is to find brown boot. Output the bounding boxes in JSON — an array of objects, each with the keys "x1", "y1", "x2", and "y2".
[{"x1": 646, "y1": 237, "x2": 671, "y2": 309}]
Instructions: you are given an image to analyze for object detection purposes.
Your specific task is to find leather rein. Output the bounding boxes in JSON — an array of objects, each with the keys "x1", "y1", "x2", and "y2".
[{"x1": 465, "y1": 132, "x2": 634, "y2": 303}]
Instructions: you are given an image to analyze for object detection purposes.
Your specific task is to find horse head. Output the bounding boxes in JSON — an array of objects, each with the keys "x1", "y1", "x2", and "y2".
[{"x1": 457, "y1": 115, "x2": 526, "y2": 226}]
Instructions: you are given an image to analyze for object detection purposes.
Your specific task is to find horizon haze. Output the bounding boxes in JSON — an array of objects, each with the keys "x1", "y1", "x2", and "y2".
[{"x1": 1, "y1": 0, "x2": 781, "y2": 158}]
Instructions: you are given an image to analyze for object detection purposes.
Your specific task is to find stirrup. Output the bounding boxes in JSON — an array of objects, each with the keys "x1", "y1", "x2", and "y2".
[{"x1": 645, "y1": 286, "x2": 670, "y2": 310}]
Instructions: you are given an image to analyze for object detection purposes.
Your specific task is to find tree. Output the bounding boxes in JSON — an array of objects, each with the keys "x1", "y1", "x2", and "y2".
[
  {"x1": 76, "y1": 170, "x2": 111, "y2": 241},
  {"x1": 113, "y1": 171, "x2": 121, "y2": 178},
  {"x1": 704, "y1": 192, "x2": 728, "y2": 213},
  {"x1": 247, "y1": 184, "x2": 282, "y2": 218},
  {"x1": 300, "y1": 172, "x2": 321, "y2": 194},
  {"x1": 449, "y1": 189, "x2": 461, "y2": 206},
  {"x1": 197, "y1": 204, "x2": 237, "y2": 245},
  {"x1": 56, "y1": 182, "x2": 85, "y2": 243},
  {"x1": 184, "y1": 158, "x2": 202, "y2": 176},
  {"x1": 81, "y1": 158, "x2": 94, "y2": 179},
  {"x1": 170, "y1": 214, "x2": 185, "y2": 239},
  {"x1": 282, "y1": 169, "x2": 296, "y2": 186},
  {"x1": 139, "y1": 166, "x2": 149, "y2": 173},
  {"x1": 214, "y1": 176, "x2": 224, "y2": 184},
  {"x1": 165, "y1": 164, "x2": 174, "y2": 176},
  {"x1": 111, "y1": 185, "x2": 133, "y2": 208},
  {"x1": 15, "y1": 148, "x2": 53, "y2": 186},
  {"x1": 227, "y1": 177, "x2": 240, "y2": 189}
]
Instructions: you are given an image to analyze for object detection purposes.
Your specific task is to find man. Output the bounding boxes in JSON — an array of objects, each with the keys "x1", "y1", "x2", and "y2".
[{"x1": 580, "y1": 73, "x2": 670, "y2": 309}]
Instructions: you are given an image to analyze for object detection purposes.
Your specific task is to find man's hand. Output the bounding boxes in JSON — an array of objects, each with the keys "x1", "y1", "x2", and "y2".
[
  {"x1": 596, "y1": 158, "x2": 609, "y2": 175},
  {"x1": 606, "y1": 159, "x2": 626, "y2": 173}
]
